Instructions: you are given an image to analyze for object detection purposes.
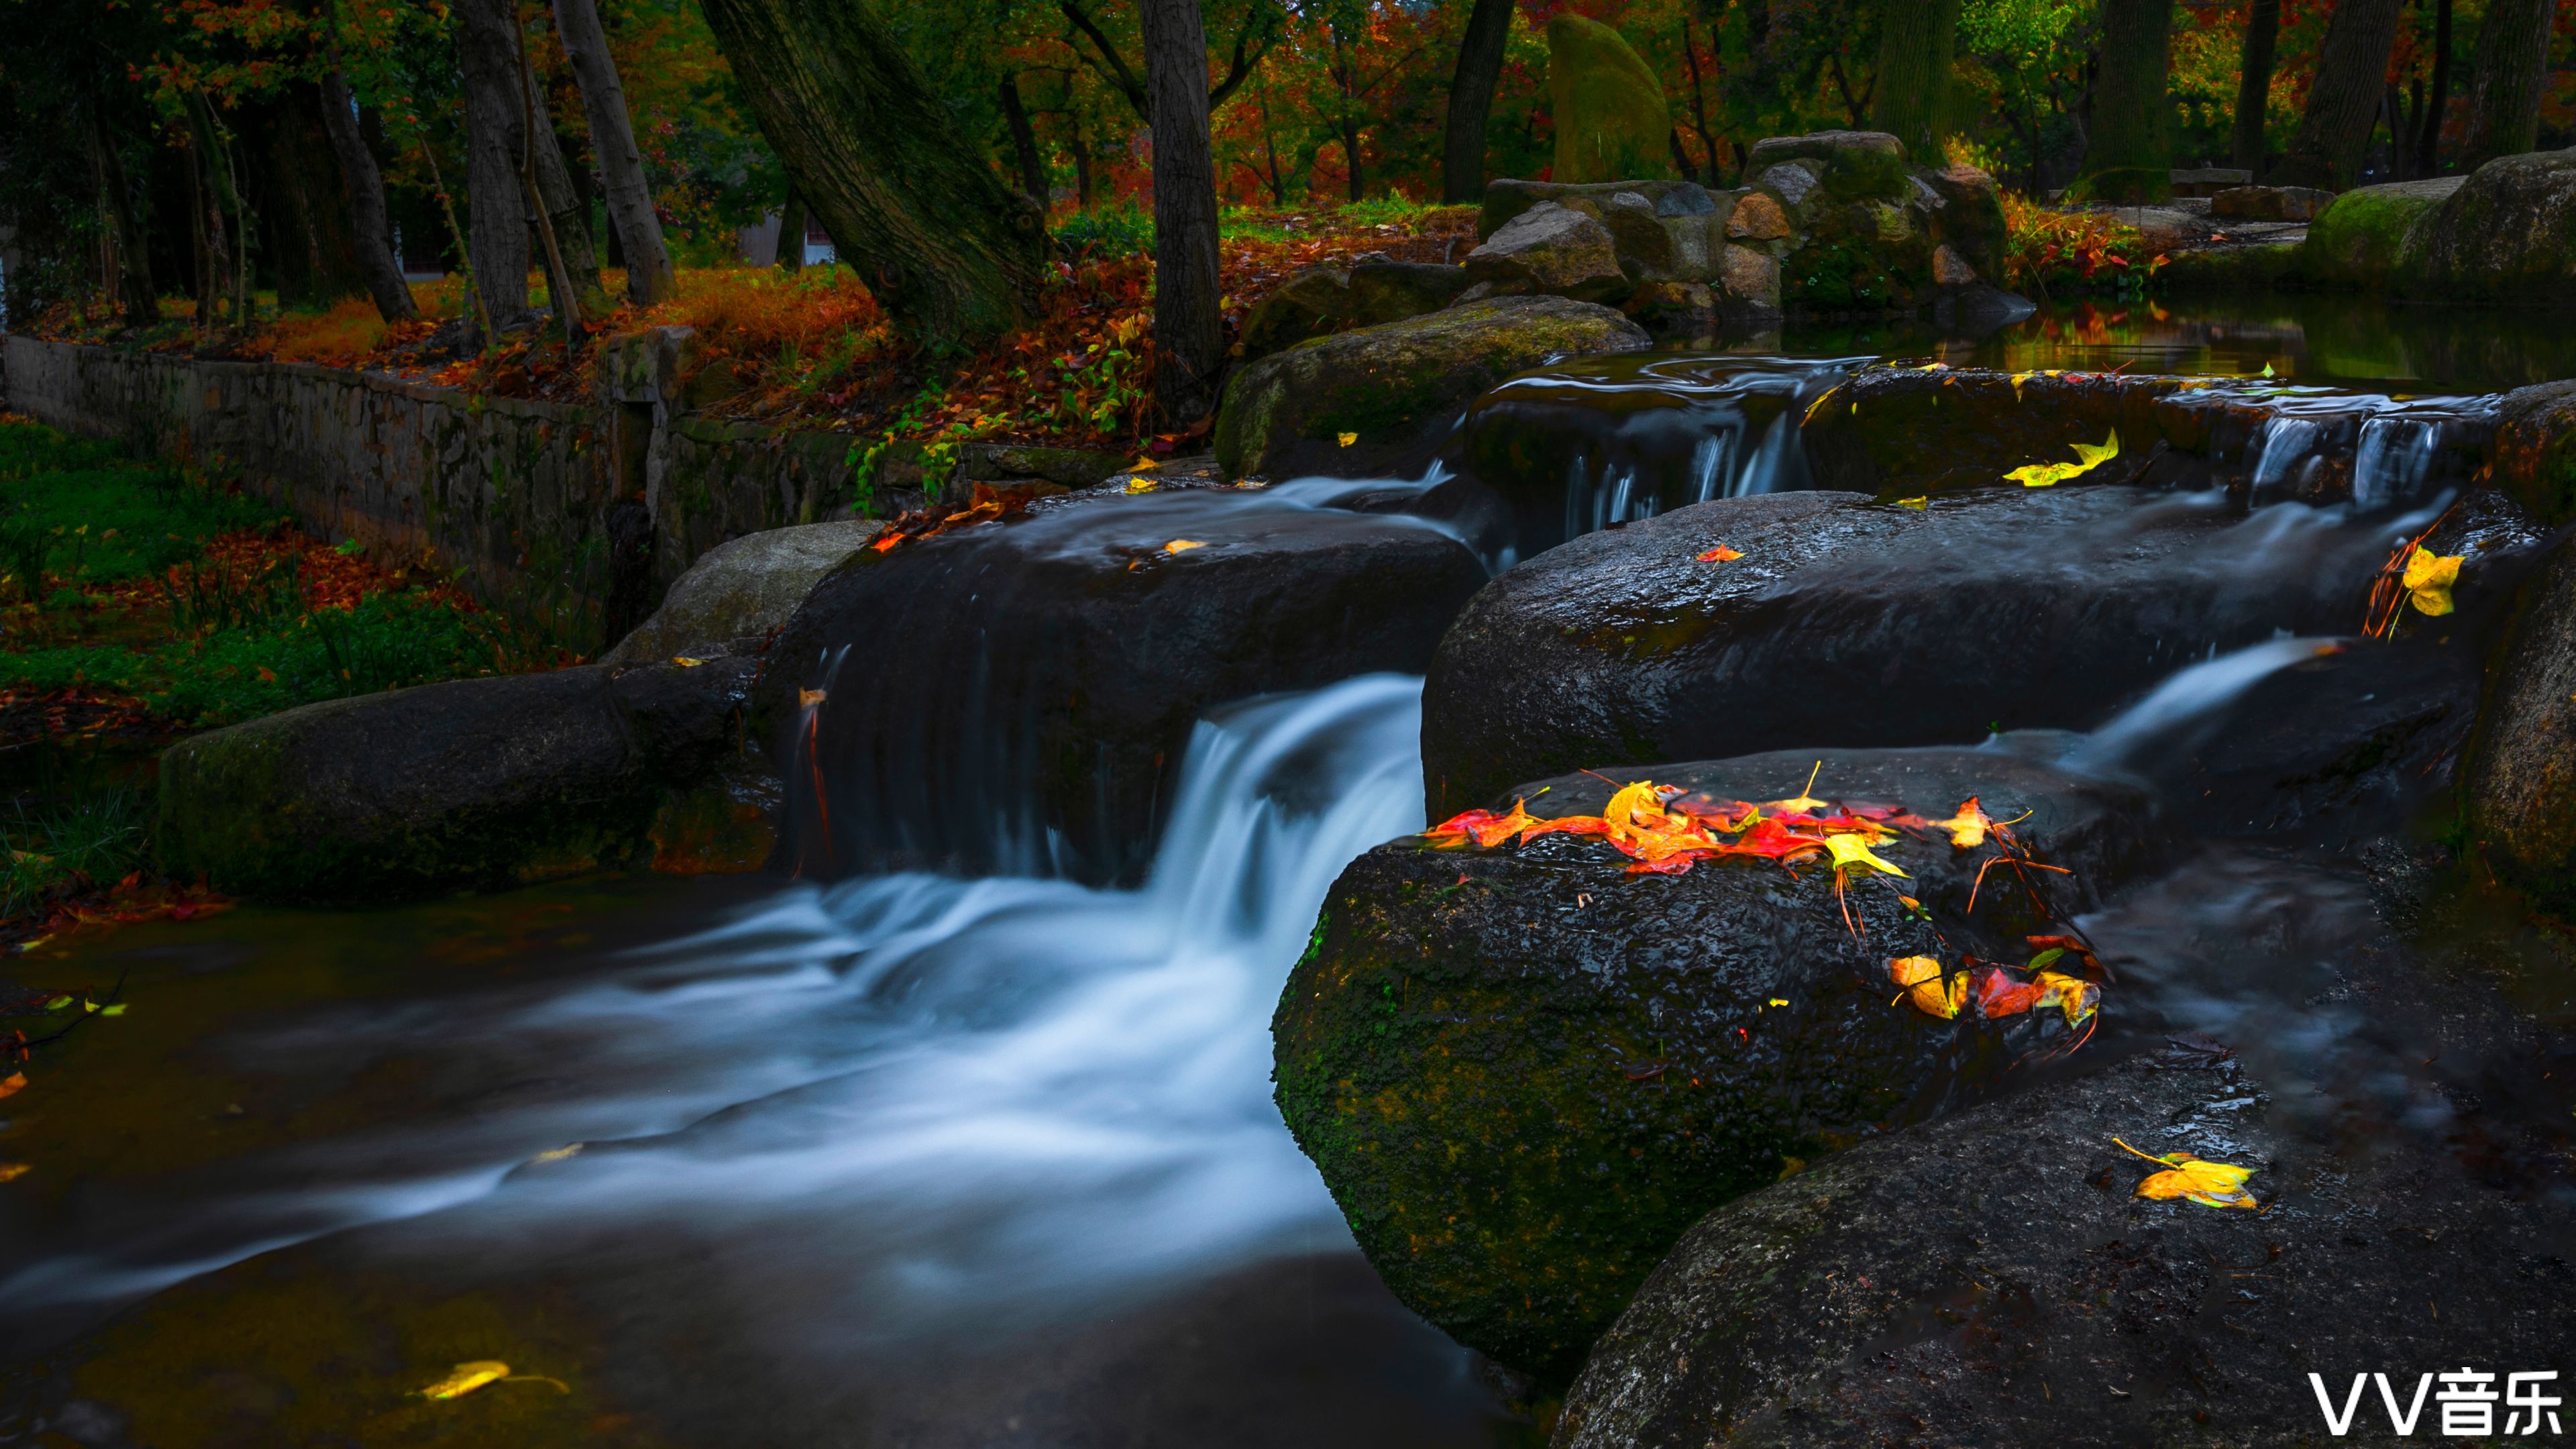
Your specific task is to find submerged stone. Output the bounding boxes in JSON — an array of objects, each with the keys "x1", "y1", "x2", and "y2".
[
  {"x1": 1273, "y1": 748, "x2": 2175, "y2": 1385},
  {"x1": 158, "y1": 659, "x2": 761, "y2": 902}
]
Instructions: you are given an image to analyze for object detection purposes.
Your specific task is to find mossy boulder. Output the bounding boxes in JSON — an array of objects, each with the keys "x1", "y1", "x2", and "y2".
[
  {"x1": 1743, "y1": 131, "x2": 1913, "y2": 213},
  {"x1": 1274, "y1": 748, "x2": 2174, "y2": 1385},
  {"x1": 1214, "y1": 295, "x2": 1650, "y2": 480},
  {"x1": 1236, "y1": 260, "x2": 1478, "y2": 364},
  {"x1": 1419, "y1": 488, "x2": 2398, "y2": 820},
  {"x1": 158, "y1": 660, "x2": 761, "y2": 903},
  {"x1": 1462, "y1": 203, "x2": 1629, "y2": 300},
  {"x1": 2302, "y1": 175, "x2": 2462, "y2": 288},
  {"x1": 1547, "y1": 16, "x2": 1671, "y2": 185},
  {"x1": 601, "y1": 521, "x2": 885, "y2": 665},
  {"x1": 2159, "y1": 239, "x2": 2306, "y2": 290},
  {"x1": 1741, "y1": 133, "x2": 1933, "y2": 313},
  {"x1": 2401, "y1": 148, "x2": 2576, "y2": 307},
  {"x1": 1479, "y1": 178, "x2": 1730, "y2": 241}
]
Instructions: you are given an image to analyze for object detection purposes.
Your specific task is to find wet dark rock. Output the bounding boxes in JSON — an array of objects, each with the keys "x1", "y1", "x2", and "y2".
[
  {"x1": 158, "y1": 659, "x2": 763, "y2": 903},
  {"x1": 766, "y1": 488, "x2": 1488, "y2": 885},
  {"x1": 2467, "y1": 531, "x2": 2576, "y2": 916},
  {"x1": 1557, "y1": 1025, "x2": 2576, "y2": 1449},
  {"x1": 952, "y1": 440, "x2": 1131, "y2": 490},
  {"x1": 602, "y1": 521, "x2": 886, "y2": 666},
  {"x1": 1236, "y1": 261, "x2": 1478, "y2": 364},
  {"x1": 1421, "y1": 488, "x2": 2403, "y2": 821},
  {"x1": 1275, "y1": 747, "x2": 2176, "y2": 1387},
  {"x1": 1214, "y1": 296, "x2": 1650, "y2": 481},
  {"x1": 2490, "y1": 380, "x2": 2576, "y2": 524}
]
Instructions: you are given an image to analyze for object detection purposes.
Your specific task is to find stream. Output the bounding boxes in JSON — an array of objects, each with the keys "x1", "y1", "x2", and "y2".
[{"x1": 3, "y1": 297, "x2": 2573, "y2": 1446}]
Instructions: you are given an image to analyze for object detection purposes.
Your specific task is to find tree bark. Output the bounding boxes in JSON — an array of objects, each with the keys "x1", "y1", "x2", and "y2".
[
  {"x1": 455, "y1": 0, "x2": 532, "y2": 328},
  {"x1": 89, "y1": 105, "x2": 159, "y2": 329},
  {"x1": 1138, "y1": 0, "x2": 1222, "y2": 424},
  {"x1": 1441, "y1": 0, "x2": 1514, "y2": 203},
  {"x1": 2074, "y1": 0, "x2": 2175, "y2": 201},
  {"x1": 2230, "y1": 0, "x2": 2279, "y2": 172},
  {"x1": 1000, "y1": 74, "x2": 1051, "y2": 206},
  {"x1": 241, "y1": 85, "x2": 374, "y2": 311},
  {"x1": 775, "y1": 188, "x2": 806, "y2": 270},
  {"x1": 2460, "y1": 0, "x2": 2560, "y2": 167},
  {"x1": 2414, "y1": 0, "x2": 2453, "y2": 175},
  {"x1": 2265, "y1": 0, "x2": 2403, "y2": 188},
  {"x1": 553, "y1": 0, "x2": 677, "y2": 303},
  {"x1": 519, "y1": 34, "x2": 606, "y2": 319},
  {"x1": 318, "y1": 71, "x2": 419, "y2": 321},
  {"x1": 697, "y1": 0, "x2": 1049, "y2": 345},
  {"x1": 1871, "y1": 0, "x2": 1960, "y2": 164}
]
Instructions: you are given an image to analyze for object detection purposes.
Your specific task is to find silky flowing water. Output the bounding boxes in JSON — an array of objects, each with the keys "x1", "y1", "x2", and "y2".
[{"x1": 4, "y1": 308, "x2": 2572, "y2": 1444}]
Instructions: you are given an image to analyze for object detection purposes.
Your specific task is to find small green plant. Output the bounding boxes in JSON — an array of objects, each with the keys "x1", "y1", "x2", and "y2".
[
  {"x1": 0, "y1": 514, "x2": 50, "y2": 602},
  {"x1": 0, "y1": 784, "x2": 147, "y2": 918},
  {"x1": 1055, "y1": 202, "x2": 1156, "y2": 259},
  {"x1": 158, "y1": 555, "x2": 301, "y2": 637}
]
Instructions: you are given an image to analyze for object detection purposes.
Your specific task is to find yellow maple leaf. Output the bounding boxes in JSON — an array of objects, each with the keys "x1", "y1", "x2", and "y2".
[
  {"x1": 417, "y1": 1362, "x2": 513, "y2": 1401},
  {"x1": 2401, "y1": 546, "x2": 2461, "y2": 616},
  {"x1": 2033, "y1": 970, "x2": 2100, "y2": 1027},
  {"x1": 2114, "y1": 1138, "x2": 2259, "y2": 1209},
  {"x1": 1163, "y1": 539, "x2": 1205, "y2": 554},
  {"x1": 1336, "y1": 431, "x2": 1358, "y2": 447},
  {"x1": 1601, "y1": 780, "x2": 1672, "y2": 847},
  {"x1": 2004, "y1": 428, "x2": 2119, "y2": 488},
  {"x1": 1930, "y1": 796, "x2": 1992, "y2": 849},
  {"x1": 1124, "y1": 477, "x2": 1159, "y2": 494},
  {"x1": 1888, "y1": 955, "x2": 1965, "y2": 1018},
  {"x1": 1825, "y1": 833, "x2": 1907, "y2": 878},
  {"x1": 2010, "y1": 370, "x2": 2034, "y2": 400}
]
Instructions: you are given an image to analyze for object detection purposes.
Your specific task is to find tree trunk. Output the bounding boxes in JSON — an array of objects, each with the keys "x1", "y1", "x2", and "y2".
[
  {"x1": 1000, "y1": 74, "x2": 1051, "y2": 207},
  {"x1": 2230, "y1": 0, "x2": 2279, "y2": 172},
  {"x1": 1871, "y1": 0, "x2": 1960, "y2": 164},
  {"x1": 319, "y1": 71, "x2": 419, "y2": 321},
  {"x1": 697, "y1": 0, "x2": 1048, "y2": 345},
  {"x1": 455, "y1": 0, "x2": 532, "y2": 328},
  {"x1": 1069, "y1": 115, "x2": 1095, "y2": 209},
  {"x1": 2265, "y1": 0, "x2": 2403, "y2": 188},
  {"x1": 1137, "y1": 0, "x2": 1222, "y2": 425},
  {"x1": 553, "y1": 0, "x2": 676, "y2": 304},
  {"x1": 241, "y1": 85, "x2": 374, "y2": 311},
  {"x1": 775, "y1": 188, "x2": 806, "y2": 271},
  {"x1": 2074, "y1": 0, "x2": 2175, "y2": 201},
  {"x1": 1441, "y1": 0, "x2": 1514, "y2": 203},
  {"x1": 519, "y1": 34, "x2": 607, "y2": 319},
  {"x1": 89, "y1": 106, "x2": 158, "y2": 329},
  {"x1": 2460, "y1": 0, "x2": 2560, "y2": 167},
  {"x1": 2415, "y1": 0, "x2": 2453, "y2": 174}
]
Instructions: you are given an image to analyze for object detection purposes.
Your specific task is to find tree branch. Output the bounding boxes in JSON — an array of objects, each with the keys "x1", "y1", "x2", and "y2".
[{"x1": 1058, "y1": 0, "x2": 1150, "y2": 119}]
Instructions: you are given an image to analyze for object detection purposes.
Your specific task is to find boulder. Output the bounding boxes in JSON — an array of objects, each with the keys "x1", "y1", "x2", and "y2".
[
  {"x1": 1274, "y1": 748, "x2": 2176, "y2": 1385},
  {"x1": 1214, "y1": 295, "x2": 1650, "y2": 482},
  {"x1": 2208, "y1": 183, "x2": 2334, "y2": 222},
  {"x1": 1462, "y1": 204, "x2": 1628, "y2": 300},
  {"x1": 765, "y1": 488, "x2": 1489, "y2": 885},
  {"x1": 2490, "y1": 379, "x2": 2576, "y2": 523},
  {"x1": 2400, "y1": 148, "x2": 2576, "y2": 308},
  {"x1": 2302, "y1": 175, "x2": 2463, "y2": 288},
  {"x1": 1725, "y1": 193, "x2": 1791, "y2": 241},
  {"x1": 1420, "y1": 488, "x2": 2407, "y2": 820},
  {"x1": 952, "y1": 441, "x2": 1130, "y2": 490},
  {"x1": 1547, "y1": 16, "x2": 1671, "y2": 185},
  {"x1": 158, "y1": 659, "x2": 761, "y2": 902},
  {"x1": 1558, "y1": 1023, "x2": 2576, "y2": 1448},
  {"x1": 1236, "y1": 260, "x2": 1477, "y2": 364},
  {"x1": 1743, "y1": 131, "x2": 1913, "y2": 215},
  {"x1": 2466, "y1": 531, "x2": 2576, "y2": 915},
  {"x1": 602, "y1": 521, "x2": 885, "y2": 666},
  {"x1": 1480, "y1": 178, "x2": 1729, "y2": 242},
  {"x1": 1915, "y1": 164, "x2": 2010, "y2": 278}
]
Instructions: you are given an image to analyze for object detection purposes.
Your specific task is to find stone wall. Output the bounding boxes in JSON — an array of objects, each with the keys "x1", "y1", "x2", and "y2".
[{"x1": 0, "y1": 331, "x2": 861, "y2": 648}]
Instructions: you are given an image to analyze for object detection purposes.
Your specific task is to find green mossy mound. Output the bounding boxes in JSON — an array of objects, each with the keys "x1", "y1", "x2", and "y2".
[
  {"x1": 2302, "y1": 176, "x2": 2462, "y2": 288},
  {"x1": 2401, "y1": 149, "x2": 2576, "y2": 307},
  {"x1": 1273, "y1": 749, "x2": 2174, "y2": 1385},
  {"x1": 1546, "y1": 16, "x2": 1671, "y2": 185}
]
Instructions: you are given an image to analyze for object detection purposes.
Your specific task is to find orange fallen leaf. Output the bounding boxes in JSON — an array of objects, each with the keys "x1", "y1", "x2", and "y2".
[
  {"x1": 0, "y1": 1072, "x2": 22, "y2": 1100},
  {"x1": 1696, "y1": 545, "x2": 1743, "y2": 563},
  {"x1": 1163, "y1": 539, "x2": 1205, "y2": 554},
  {"x1": 1931, "y1": 797, "x2": 1994, "y2": 849},
  {"x1": 0, "y1": 1163, "x2": 30, "y2": 1183},
  {"x1": 2114, "y1": 1138, "x2": 2259, "y2": 1210},
  {"x1": 1889, "y1": 955, "x2": 1966, "y2": 1019},
  {"x1": 798, "y1": 688, "x2": 827, "y2": 708}
]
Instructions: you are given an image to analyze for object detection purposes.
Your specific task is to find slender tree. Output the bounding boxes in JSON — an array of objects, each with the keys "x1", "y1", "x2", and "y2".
[
  {"x1": 2414, "y1": 0, "x2": 2455, "y2": 174},
  {"x1": 455, "y1": 0, "x2": 533, "y2": 328},
  {"x1": 999, "y1": 74, "x2": 1051, "y2": 205},
  {"x1": 519, "y1": 31, "x2": 608, "y2": 320},
  {"x1": 775, "y1": 187, "x2": 806, "y2": 271},
  {"x1": 1871, "y1": 0, "x2": 1961, "y2": 164},
  {"x1": 698, "y1": 0, "x2": 1047, "y2": 345},
  {"x1": 2459, "y1": 0, "x2": 2563, "y2": 167},
  {"x1": 2074, "y1": 0, "x2": 2175, "y2": 201},
  {"x1": 553, "y1": 0, "x2": 678, "y2": 305},
  {"x1": 87, "y1": 103, "x2": 159, "y2": 329},
  {"x1": 1138, "y1": 0, "x2": 1222, "y2": 425},
  {"x1": 2229, "y1": 0, "x2": 2280, "y2": 172},
  {"x1": 317, "y1": 70, "x2": 419, "y2": 321},
  {"x1": 1442, "y1": 0, "x2": 1515, "y2": 203},
  {"x1": 2265, "y1": 0, "x2": 2403, "y2": 188}
]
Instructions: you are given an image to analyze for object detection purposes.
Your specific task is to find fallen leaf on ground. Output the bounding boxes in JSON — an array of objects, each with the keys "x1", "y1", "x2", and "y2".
[
  {"x1": 671, "y1": 657, "x2": 704, "y2": 667},
  {"x1": 2114, "y1": 1138, "x2": 2259, "y2": 1209},
  {"x1": 1889, "y1": 955, "x2": 1965, "y2": 1018},
  {"x1": 1697, "y1": 545, "x2": 1743, "y2": 562},
  {"x1": 1896, "y1": 496, "x2": 1929, "y2": 509},
  {"x1": 0, "y1": 1072, "x2": 22, "y2": 1100},
  {"x1": 1336, "y1": 431, "x2": 1358, "y2": 446},
  {"x1": 2402, "y1": 545, "x2": 2461, "y2": 616},
  {"x1": 1163, "y1": 539, "x2": 1205, "y2": 554},
  {"x1": 2004, "y1": 428, "x2": 2119, "y2": 488},
  {"x1": 1124, "y1": 477, "x2": 1158, "y2": 494},
  {"x1": 418, "y1": 1363, "x2": 513, "y2": 1400}
]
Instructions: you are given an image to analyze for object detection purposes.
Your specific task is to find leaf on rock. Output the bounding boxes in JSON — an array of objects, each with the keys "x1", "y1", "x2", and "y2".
[
  {"x1": 1889, "y1": 955, "x2": 1965, "y2": 1019},
  {"x1": 1772, "y1": 760, "x2": 1829, "y2": 814},
  {"x1": 1336, "y1": 431, "x2": 1358, "y2": 447},
  {"x1": 1970, "y1": 967, "x2": 2045, "y2": 1018},
  {"x1": 417, "y1": 1362, "x2": 514, "y2": 1401},
  {"x1": 1825, "y1": 833, "x2": 1907, "y2": 879},
  {"x1": 0, "y1": 1072, "x2": 22, "y2": 1100},
  {"x1": 1896, "y1": 496, "x2": 1929, "y2": 510},
  {"x1": 2114, "y1": 1138, "x2": 2259, "y2": 1210},
  {"x1": 2004, "y1": 428, "x2": 2119, "y2": 488},
  {"x1": 1696, "y1": 545, "x2": 1743, "y2": 563},
  {"x1": 2401, "y1": 545, "x2": 2461, "y2": 616},
  {"x1": 1931, "y1": 796, "x2": 1994, "y2": 849},
  {"x1": 1163, "y1": 539, "x2": 1205, "y2": 554},
  {"x1": 2033, "y1": 969, "x2": 2100, "y2": 1027},
  {"x1": 1124, "y1": 477, "x2": 1158, "y2": 494}
]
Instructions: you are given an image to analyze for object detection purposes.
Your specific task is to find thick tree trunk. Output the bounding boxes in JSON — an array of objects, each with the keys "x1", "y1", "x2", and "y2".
[
  {"x1": 318, "y1": 71, "x2": 419, "y2": 321},
  {"x1": 2074, "y1": 0, "x2": 2175, "y2": 201},
  {"x1": 775, "y1": 189, "x2": 806, "y2": 271},
  {"x1": 1870, "y1": 0, "x2": 1960, "y2": 164},
  {"x1": 2460, "y1": 0, "x2": 2560, "y2": 167},
  {"x1": 1441, "y1": 0, "x2": 1515, "y2": 203},
  {"x1": 2265, "y1": 0, "x2": 2403, "y2": 189},
  {"x1": 553, "y1": 0, "x2": 677, "y2": 304},
  {"x1": 519, "y1": 36, "x2": 606, "y2": 319},
  {"x1": 455, "y1": 0, "x2": 532, "y2": 327},
  {"x1": 242, "y1": 85, "x2": 374, "y2": 311},
  {"x1": 1000, "y1": 75, "x2": 1051, "y2": 207},
  {"x1": 1138, "y1": 0, "x2": 1223, "y2": 424},
  {"x1": 89, "y1": 107, "x2": 158, "y2": 329},
  {"x1": 697, "y1": 0, "x2": 1048, "y2": 345},
  {"x1": 2415, "y1": 0, "x2": 2453, "y2": 174},
  {"x1": 2230, "y1": 0, "x2": 2279, "y2": 172}
]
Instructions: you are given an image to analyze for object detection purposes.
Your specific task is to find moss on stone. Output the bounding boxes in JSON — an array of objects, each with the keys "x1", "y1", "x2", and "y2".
[
  {"x1": 2304, "y1": 178, "x2": 2461, "y2": 289},
  {"x1": 1546, "y1": 16, "x2": 1671, "y2": 185}
]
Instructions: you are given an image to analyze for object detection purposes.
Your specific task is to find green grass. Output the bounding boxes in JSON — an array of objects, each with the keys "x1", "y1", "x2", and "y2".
[
  {"x1": 0, "y1": 425, "x2": 284, "y2": 589},
  {"x1": 0, "y1": 782, "x2": 148, "y2": 917}
]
